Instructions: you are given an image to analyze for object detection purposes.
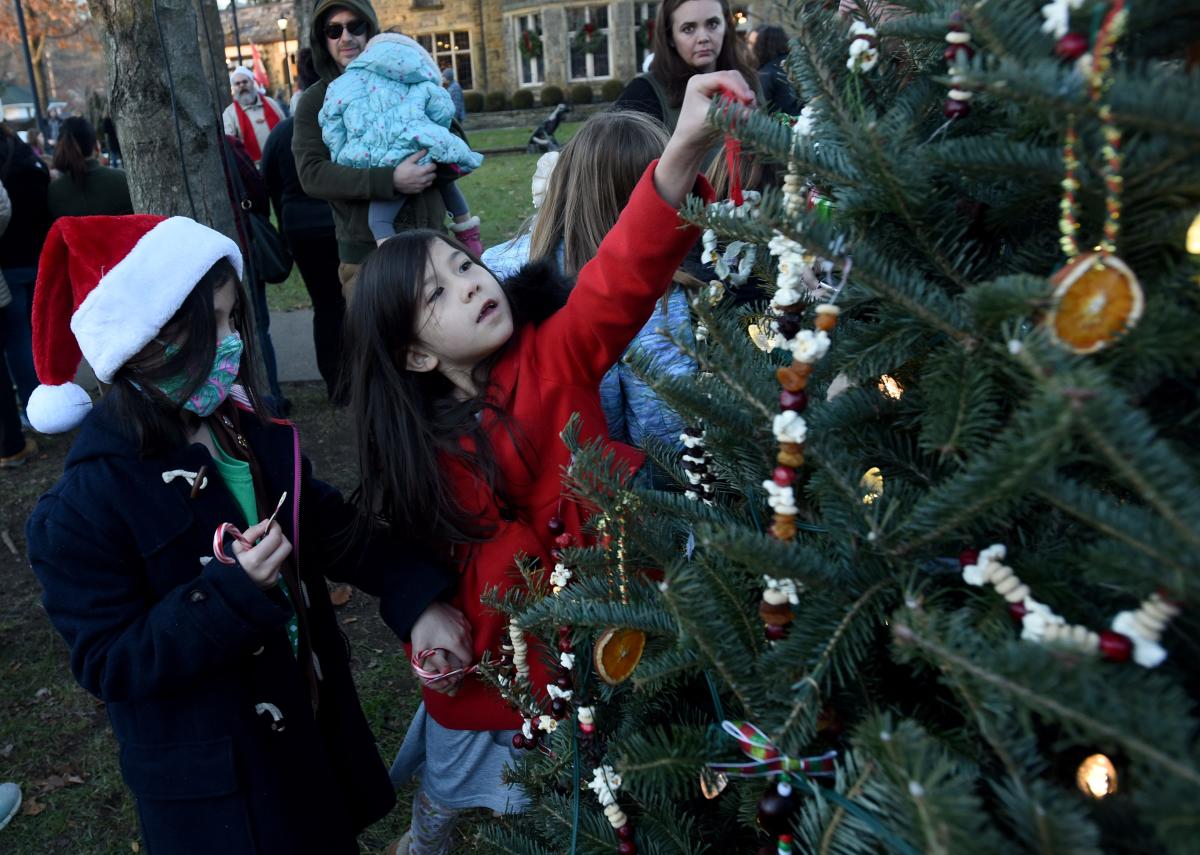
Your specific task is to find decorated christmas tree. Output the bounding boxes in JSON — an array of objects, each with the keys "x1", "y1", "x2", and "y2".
[{"x1": 478, "y1": 1, "x2": 1200, "y2": 852}]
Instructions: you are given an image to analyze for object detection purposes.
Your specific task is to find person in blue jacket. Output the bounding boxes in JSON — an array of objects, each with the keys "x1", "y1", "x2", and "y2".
[
  {"x1": 319, "y1": 32, "x2": 484, "y2": 253},
  {"x1": 24, "y1": 214, "x2": 472, "y2": 855}
]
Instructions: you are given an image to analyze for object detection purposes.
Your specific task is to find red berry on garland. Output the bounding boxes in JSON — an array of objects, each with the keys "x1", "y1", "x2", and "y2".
[
  {"x1": 555, "y1": 533, "x2": 574, "y2": 549},
  {"x1": 618, "y1": 825, "x2": 634, "y2": 841},
  {"x1": 780, "y1": 389, "x2": 808, "y2": 412},
  {"x1": 765, "y1": 623, "x2": 788, "y2": 641},
  {"x1": 757, "y1": 779, "x2": 800, "y2": 836},
  {"x1": 558, "y1": 637, "x2": 574, "y2": 652},
  {"x1": 618, "y1": 842, "x2": 637, "y2": 855},
  {"x1": 1055, "y1": 32, "x2": 1088, "y2": 61},
  {"x1": 550, "y1": 697, "x2": 569, "y2": 719},
  {"x1": 555, "y1": 673, "x2": 573, "y2": 690},
  {"x1": 512, "y1": 733, "x2": 527, "y2": 749},
  {"x1": 548, "y1": 516, "x2": 565, "y2": 536},
  {"x1": 772, "y1": 466, "x2": 796, "y2": 487},
  {"x1": 944, "y1": 42, "x2": 974, "y2": 63},
  {"x1": 776, "y1": 312, "x2": 803, "y2": 339},
  {"x1": 1099, "y1": 630, "x2": 1133, "y2": 663},
  {"x1": 943, "y1": 98, "x2": 971, "y2": 119},
  {"x1": 1007, "y1": 601, "x2": 1028, "y2": 622},
  {"x1": 959, "y1": 549, "x2": 979, "y2": 568}
]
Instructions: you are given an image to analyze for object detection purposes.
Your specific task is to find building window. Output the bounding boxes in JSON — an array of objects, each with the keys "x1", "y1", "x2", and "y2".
[
  {"x1": 634, "y1": 2, "x2": 658, "y2": 71},
  {"x1": 517, "y1": 14, "x2": 544, "y2": 86},
  {"x1": 417, "y1": 31, "x2": 473, "y2": 90},
  {"x1": 567, "y1": 5, "x2": 611, "y2": 81}
]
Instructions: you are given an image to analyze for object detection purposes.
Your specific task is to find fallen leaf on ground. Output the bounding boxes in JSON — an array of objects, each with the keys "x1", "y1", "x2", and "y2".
[
  {"x1": 36, "y1": 774, "x2": 66, "y2": 793},
  {"x1": 329, "y1": 585, "x2": 353, "y2": 607},
  {"x1": 65, "y1": 774, "x2": 85, "y2": 785},
  {"x1": 0, "y1": 743, "x2": 13, "y2": 758},
  {"x1": 131, "y1": 842, "x2": 140, "y2": 852},
  {"x1": 22, "y1": 797, "x2": 46, "y2": 816},
  {"x1": 34, "y1": 687, "x2": 50, "y2": 700}
]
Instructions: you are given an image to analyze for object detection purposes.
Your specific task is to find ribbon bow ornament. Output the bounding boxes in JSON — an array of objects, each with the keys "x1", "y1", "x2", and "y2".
[{"x1": 709, "y1": 720, "x2": 838, "y2": 778}]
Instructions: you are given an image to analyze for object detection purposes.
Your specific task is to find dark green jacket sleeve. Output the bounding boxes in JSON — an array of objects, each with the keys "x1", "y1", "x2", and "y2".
[{"x1": 292, "y1": 83, "x2": 396, "y2": 203}]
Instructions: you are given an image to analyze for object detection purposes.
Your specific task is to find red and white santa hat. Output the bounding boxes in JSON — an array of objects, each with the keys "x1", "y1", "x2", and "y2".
[{"x1": 28, "y1": 214, "x2": 243, "y2": 433}]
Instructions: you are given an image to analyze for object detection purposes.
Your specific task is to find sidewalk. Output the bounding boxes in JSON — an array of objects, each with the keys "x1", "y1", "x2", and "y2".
[{"x1": 76, "y1": 308, "x2": 321, "y2": 388}]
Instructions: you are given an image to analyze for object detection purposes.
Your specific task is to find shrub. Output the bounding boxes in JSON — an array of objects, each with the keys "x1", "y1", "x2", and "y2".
[
  {"x1": 511, "y1": 89, "x2": 535, "y2": 109},
  {"x1": 463, "y1": 91, "x2": 484, "y2": 113},
  {"x1": 600, "y1": 79, "x2": 625, "y2": 102},
  {"x1": 541, "y1": 85, "x2": 565, "y2": 107},
  {"x1": 569, "y1": 83, "x2": 594, "y2": 105},
  {"x1": 484, "y1": 91, "x2": 508, "y2": 112}
]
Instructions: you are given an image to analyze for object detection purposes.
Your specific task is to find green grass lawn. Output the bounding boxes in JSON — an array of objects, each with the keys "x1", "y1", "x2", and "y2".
[{"x1": 267, "y1": 123, "x2": 582, "y2": 313}]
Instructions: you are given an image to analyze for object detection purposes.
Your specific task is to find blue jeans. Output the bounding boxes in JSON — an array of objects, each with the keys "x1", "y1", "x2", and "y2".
[{"x1": 1, "y1": 268, "x2": 38, "y2": 406}]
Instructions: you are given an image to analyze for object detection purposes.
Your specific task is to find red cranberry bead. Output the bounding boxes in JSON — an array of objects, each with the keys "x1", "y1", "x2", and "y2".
[
  {"x1": 944, "y1": 42, "x2": 974, "y2": 63},
  {"x1": 618, "y1": 842, "x2": 637, "y2": 855},
  {"x1": 765, "y1": 623, "x2": 788, "y2": 641},
  {"x1": 948, "y1": 10, "x2": 965, "y2": 29},
  {"x1": 1099, "y1": 630, "x2": 1132, "y2": 663},
  {"x1": 1007, "y1": 601, "x2": 1027, "y2": 622},
  {"x1": 555, "y1": 674, "x2": 573, "y2": 690},
  {"x1": 772, "y1": 466, "x2": 796, "y2": 487},
  {"x1": 959, "y1": 549, "x2": 979, "y2": 568},
  {"x1": 555, "y1": 533, "x2": 574, "y2": 549},
  {"x1": 617, "y1": 825, "x2": 634, "y2": 841},
  {"x1": 558, "y1": 638, "x2": 574, "y2": 652},
  {"x1": 550, "y1": 697, "x2": 569, "y2": 718},
  {"x1": 548, "y1": 516, "x2": 565, "y2": 536},
  {"x1": 512, "y1": 733, "x2": 527, "y2": 749},
  {"x1": 1055, "y1": 32, "x2": 1088, "y2": 61},
  {"x1": 944, "y1": 98, "x2": 971, "y2": 119},
  {"x1": 780, "y1": 389, "x2": 808, "y2": 412},
  {"x1": 776, "y1": 313, "x2": 803, "y2": 338}
]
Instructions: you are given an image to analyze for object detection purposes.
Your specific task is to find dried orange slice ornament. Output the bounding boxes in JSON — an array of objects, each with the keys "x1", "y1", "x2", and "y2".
[
  {"x1": 593, "y1": 627, "x2": 646, "y2": 685},
  {"x1": 1046, "y1": 253, "x2": 1144, "y2": 354}
]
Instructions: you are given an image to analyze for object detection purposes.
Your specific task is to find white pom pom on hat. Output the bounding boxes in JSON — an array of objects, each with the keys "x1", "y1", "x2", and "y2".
[{"x1": 28, "y1": 214, "x2": 243, "y2": 434}]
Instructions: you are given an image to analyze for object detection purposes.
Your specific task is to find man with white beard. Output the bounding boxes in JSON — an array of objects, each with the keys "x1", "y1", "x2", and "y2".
[{"x1": 223, "y1": 67, "x2": 285, "y2": 166}]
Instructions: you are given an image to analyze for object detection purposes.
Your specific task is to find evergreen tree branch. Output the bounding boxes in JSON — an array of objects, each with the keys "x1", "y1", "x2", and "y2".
[{"x1": 892, "y1": 622, "x2": 1200, "y2": 788}]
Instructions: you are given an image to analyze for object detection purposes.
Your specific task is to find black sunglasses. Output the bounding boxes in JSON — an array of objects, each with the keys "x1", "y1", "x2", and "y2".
[{"x1": 324, "y1": 19, "x2": 368, "y2": 39}]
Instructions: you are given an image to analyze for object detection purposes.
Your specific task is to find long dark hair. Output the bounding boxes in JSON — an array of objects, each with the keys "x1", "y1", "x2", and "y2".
[
  {"x1": 107, "y1": 258, "x2": 267, "y2": 456},
  {"x1": 753, "y1": 25, "x2": 790, "y2": 68},
  {"x1": 649, "y1": 0, "x2": 757, "y2": 108},
  {"x1": 52, "y1": 117, "x2": 97, "y2": 185},
  {"x1": 346, "y1": 230, "x2": 524, "y2": 546}
]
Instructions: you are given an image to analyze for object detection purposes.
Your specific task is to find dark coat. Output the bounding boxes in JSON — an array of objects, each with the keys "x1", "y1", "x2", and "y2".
[
  {"x1": 47, "y1": 159, "x2": 134, "y2": 220},
  {"x1": 0, "y1": 133, "x2": 50, "y2": 269},
  {"x1": 758, "y1": 55, "x2": 801, "y2": 116},
  {"x1": 261, "y1": 117, "x2": 336, "y2": 240},
  {"x1": 27, "y1": 400, "x2": 455, "y2": 854}
]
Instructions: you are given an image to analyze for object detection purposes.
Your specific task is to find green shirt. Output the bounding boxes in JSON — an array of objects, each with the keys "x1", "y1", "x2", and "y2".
[{"x1": 209, "y1": 429, "x2": 299, "y2": 655}]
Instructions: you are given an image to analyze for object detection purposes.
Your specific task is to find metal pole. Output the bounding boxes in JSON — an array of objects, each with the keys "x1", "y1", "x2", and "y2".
[
  {"x1": 281, "y1": 27, "x2": 292, "y2": 95},
  {"x1": 230, "y1": 0, "x2": 244, "y2": 66},
  {"x1": 11, "y1": 0, "x2": 45, "y2": 131}
]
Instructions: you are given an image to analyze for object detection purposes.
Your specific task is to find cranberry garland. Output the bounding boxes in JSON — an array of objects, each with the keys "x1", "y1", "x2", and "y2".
[
  {"x1": 960, "y1": 545, "x2": 1182, "y2": 667},
  {"x1": 943, "y1": 11, "x2": 976, "y2": 119}
]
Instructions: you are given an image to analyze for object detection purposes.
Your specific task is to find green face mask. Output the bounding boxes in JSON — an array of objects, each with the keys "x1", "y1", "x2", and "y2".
[{"x1": 155, "y1": 333, "x2": 244, "y2": 417}]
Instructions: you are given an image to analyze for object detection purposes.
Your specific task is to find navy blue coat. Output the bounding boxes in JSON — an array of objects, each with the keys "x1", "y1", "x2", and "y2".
[{"x1": 27, "y1": 400, "x2": 455, "y2": 854}]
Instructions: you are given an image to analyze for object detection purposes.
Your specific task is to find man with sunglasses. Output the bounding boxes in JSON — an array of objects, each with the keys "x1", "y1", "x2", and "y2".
[{"x1": 293, "y1": 0, "x2": 445, "y2": 296}]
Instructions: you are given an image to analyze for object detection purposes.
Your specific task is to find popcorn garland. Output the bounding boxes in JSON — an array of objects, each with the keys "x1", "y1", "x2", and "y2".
[
  {"x1": 960, "y1": 545, "x2": 1181, "y2": 668},
  {"x1": 680, "y1": 427, "x2": 717, "y2": 504},
  {"x1": 943, "y1": 11, "x2": 975, "y2": 120},
  {"x1": 847, "y1": 21, "x2": 879, "y2": 73}
]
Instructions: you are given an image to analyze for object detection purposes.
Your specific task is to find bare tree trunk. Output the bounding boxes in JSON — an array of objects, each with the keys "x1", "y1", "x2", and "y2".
[{"x1": 90, "y1": 0, "x2": 236, "y2": 240}]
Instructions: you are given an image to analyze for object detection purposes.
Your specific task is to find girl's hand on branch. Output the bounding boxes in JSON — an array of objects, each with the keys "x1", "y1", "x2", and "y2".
[{"x1": 656, "y1": 71, "x2": 756, "y2": 207}]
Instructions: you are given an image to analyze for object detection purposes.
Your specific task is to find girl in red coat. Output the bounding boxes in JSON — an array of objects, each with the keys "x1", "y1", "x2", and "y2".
[{"x1": 344, "y1": 71, "x2": 752, "y2": 854}]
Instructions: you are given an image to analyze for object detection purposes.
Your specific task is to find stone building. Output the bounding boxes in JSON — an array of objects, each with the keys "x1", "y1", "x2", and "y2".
[{"x1": 222, "y1": 0, "x2": 777, "y2": 97}]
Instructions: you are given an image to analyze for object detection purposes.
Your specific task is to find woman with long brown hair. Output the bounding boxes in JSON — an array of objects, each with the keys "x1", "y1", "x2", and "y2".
[
  {"x1": 614, "y1": 0, "x2": 757, "y2": 134},
  {"x1": 47, "y1": 116, "x2": 133, "y2": 220}
]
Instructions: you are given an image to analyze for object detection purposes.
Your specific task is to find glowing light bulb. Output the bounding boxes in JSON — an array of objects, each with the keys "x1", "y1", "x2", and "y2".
[
  {"x1": 1187, "y1": 212, "x2": 1200, "y2": 255},
  {"x1": 860, "y1": 467, "x2": 883, "y2": 504},
  {"x1": 878, "y1": 374, "x2": 904, "y2": 399},
  {"x1": 747, "y1": 321, "x2": 778, "y2": 352},
  {"x1": 1076, "y1": 754, "x2": 1117, "y2": 799},
  {"x1": 699, "y1": 771, "x2": 728, "y2": 799}
]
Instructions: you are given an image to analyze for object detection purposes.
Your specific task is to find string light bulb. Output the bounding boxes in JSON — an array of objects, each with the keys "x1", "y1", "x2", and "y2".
[
  {"x1": 748, "y1": 321, "x2": 778, "y2": 352},
  {"x1": 1076, "y1": 753, "x2": 1118, "y2": 799},
  {"x1": 860, "y1": 467, "x2": 884, "y2": 504},
  {"x1": 1187, "y1": 212, "x2": 1200, "y2": 255},
  {"x1": 878, "y1": 374, "x2": 904, "y2": 399}
]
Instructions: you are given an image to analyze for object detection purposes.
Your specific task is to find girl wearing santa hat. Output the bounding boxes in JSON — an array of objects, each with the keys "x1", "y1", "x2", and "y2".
[{"x1": 24, "y1": 214, "x2": 470, "y2": 854}]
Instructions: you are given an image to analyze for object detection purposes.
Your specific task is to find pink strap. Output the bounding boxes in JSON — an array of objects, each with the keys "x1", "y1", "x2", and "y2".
[{"x1": 411, "y1": 648, "x2": 479, "y2": 684}]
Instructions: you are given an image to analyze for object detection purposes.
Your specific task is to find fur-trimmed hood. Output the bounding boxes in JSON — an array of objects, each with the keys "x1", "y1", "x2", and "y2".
[{"x1": 501, "y1": 259, "x2": 574, "y2": 327}]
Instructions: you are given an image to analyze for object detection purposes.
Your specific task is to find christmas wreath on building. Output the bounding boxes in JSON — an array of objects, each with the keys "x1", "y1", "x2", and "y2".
[
  {"x1": 519, "y1": 28, "x2": 543, "y2": 60},
  {"x1": 571, "y1": 21, "x2": 606, "y2": 54}
]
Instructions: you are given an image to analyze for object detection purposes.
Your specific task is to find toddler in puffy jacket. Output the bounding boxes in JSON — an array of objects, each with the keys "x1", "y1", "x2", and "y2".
[{"x1": 319, "y1": 33, "x2": 485, "y2": 252}]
